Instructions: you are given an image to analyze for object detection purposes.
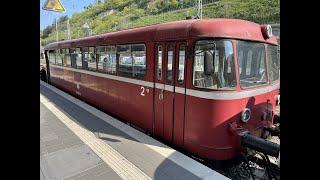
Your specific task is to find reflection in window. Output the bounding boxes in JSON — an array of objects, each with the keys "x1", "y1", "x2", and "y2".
[
  {"x1": 166, "y1": 44, "x2": 173, "y2": 82},
  {"x1": 63, "y1": 49, "x2": 71, "y2": 67},
  {"x1": 178, "y1": 45, "x2": 185, "y2": 83},
  {"x1": 106, "y1": 46, "x2": 117, "y2": 74},
  {"x1": 238, "y1": 41, "x2": 267, "y2": 88},
  {"x1": 84, "y1": 53, "x2": 96, "y2": 71},
  {"x1": 267, "y1": 45, "x2": 280, "y2": 83},
  {"x1": 75, "y1": 48, "x2": 82, "y2": 69},
  {"x1": 55, "y1": 49, "x2": 63, "y2": 65},
  {"x1": 245, "y1": 51, "x2": 253, "y2": 75},
  {"x1": 97, "y1": 46, "x2": 116, "y2": 74},
  {"x1": 132, "y1": 44, "x2": 146, "y2": 78},
  {"x1": 69, "y1": 48, "x2": 76, "y2": 68},
  {"x1": 117, "y1": 44, "x2": 146, "y2": 78},
  {"x1": 82, "y1": 47, "x2": 96, "y2": 71},
  {"x1": 157, "y1": 46, "x2": 162, "y2": 80},
  {"x1": 48, "y1": 50, "x2": 55, "y2": 64},
  {"x1": 193, "y1": 40, "x2": 236, "y2": 89},
  {"x1": 96, "y1": 47, "x2": 107, "y2": 73},
  {"x1": 118, "y1": 45, "x2": 132, "y2": 77}
]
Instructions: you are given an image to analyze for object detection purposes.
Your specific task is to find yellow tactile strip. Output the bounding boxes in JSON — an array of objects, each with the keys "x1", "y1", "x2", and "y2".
[{"x1": 40, "y1": 94, "x2": 151, "y2": 180}]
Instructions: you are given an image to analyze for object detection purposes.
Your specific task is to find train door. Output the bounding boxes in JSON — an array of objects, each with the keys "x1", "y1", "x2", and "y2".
[
  {"x1": 162, "y1": 42, "x2": 175, "y2": 142},
  {"x1": 154, "y1": 43, "x2": 165, "y2": 137},
  {"x1": 154, "y1": 42, "x2": 187, "y2": 144},
  {"x1": 154, "y1": 42, "x2": 175, "y2": 141},
  {"x1": 172, "y1": 42, "x2": 187, "y2": 146}
]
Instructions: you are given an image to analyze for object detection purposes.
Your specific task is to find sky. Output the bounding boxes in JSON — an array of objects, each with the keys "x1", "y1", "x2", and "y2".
[{"x1": 40, "y1": 0, "x2": 96, "y2": 30}]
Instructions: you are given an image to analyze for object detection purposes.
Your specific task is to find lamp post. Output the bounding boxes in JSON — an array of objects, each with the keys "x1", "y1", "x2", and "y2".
[
  {"x1": 83, "y1": 22, "x2": 91, "y2": 37},
  {"x1": 55, "y1": 18, "x2": 59, "y2": 41},
  {"x1": 67, "y1": 19, "x2": 71, "y2": 39}
]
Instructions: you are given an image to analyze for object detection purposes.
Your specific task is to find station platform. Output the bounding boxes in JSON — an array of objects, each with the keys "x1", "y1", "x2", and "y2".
[{"x1": 40, "y1": 81, "x2": 229, "y2": 180}]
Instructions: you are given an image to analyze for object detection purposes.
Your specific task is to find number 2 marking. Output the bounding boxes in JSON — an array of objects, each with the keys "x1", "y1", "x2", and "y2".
[{"x1": 141, "y1": 86, "x2": 145, "y2": 96}]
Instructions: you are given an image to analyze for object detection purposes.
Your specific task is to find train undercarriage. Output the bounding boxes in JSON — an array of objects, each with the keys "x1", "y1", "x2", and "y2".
[{"x1": 209, "y1": 113, "x2": 280, "y2": 180}]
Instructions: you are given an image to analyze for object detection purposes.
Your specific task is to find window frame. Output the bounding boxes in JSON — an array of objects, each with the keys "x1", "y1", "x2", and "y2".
[
  {"x1": 59, "y1": 42, "x2": 147, "y2": 79},
  {"x1": 177, "y1": 44, "x2": 186, "y2": 84},
  {"x1": 116, "y1": 43, "x2": 147, "y2": 79},
  {"x1": 96, "y1": 45, "x2": 117, "y2": 75},
  {"x1": 191, "y1": 38, "x2": 237, "y2": 91},
  {"x1": 236, "y1": 40, "x2": 269, "y2": 90}
]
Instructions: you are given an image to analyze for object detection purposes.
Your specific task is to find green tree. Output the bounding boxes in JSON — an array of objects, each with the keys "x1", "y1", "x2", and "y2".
[{"x1": 41, "y1": 0, "x2": 280, "y2": 46}]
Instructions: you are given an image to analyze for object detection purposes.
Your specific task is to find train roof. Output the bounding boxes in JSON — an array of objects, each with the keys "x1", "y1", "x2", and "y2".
[{"x1": 44, "y1": 18, "x2": 278, "y2": 50}]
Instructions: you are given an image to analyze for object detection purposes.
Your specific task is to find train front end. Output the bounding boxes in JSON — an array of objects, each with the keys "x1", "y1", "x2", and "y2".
[
  {"x1": 229, "y1": 33, "x2": 280, "y2": 162},
  {"x1": 186, "y1": 20, "x2": 280, "y2": 166}
]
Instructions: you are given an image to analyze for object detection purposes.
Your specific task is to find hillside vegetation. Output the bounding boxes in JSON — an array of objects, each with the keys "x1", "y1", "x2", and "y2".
[{"x1": 40, "y1": 0, "x2": 280, "y2": 46}]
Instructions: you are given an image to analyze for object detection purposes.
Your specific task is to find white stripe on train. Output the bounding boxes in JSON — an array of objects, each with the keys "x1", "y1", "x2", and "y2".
[{"x1": 50, "y1": 65, "x2": 279, "y2": 100}]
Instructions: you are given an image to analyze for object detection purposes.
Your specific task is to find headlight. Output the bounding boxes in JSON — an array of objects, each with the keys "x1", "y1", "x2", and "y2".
[{"x1": 241, "y1": 108, "x2": 251, "y2": 123}]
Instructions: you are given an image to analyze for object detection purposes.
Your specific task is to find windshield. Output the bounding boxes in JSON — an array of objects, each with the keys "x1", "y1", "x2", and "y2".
[
  {"x1": 267, "y1": 45, "x2": 280, "y2": 83},
  {"x1": 237, "y1": 41, "x2": 267, "y2": 88},
  {"x1": 193, "y1": 39, "x2": 236, "y2": 90}
]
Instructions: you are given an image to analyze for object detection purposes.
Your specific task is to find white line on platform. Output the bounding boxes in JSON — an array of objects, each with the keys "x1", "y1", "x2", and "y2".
[
  {"x1": 40, "y1": 94, "x2": 151, "y2": 180},
  {"x1": 40, "y1": 81, "x2": 229, "y2": 180}
]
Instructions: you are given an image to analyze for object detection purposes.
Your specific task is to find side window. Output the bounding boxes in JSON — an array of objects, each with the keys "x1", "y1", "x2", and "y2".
[
  {"x1": 97, "y1": 46, "x2": 117, "y2": 74},
  {"x1": 132, "y1": 44, "x2": 146, "y2": 78},
  {"x1": 55, "y1": 49, "x2": 63, "y2": 65},
  {"x1": 117, "y1": 44, "x2": 146, "y2": 78},
  {"x1": 178, "y1": 44, "x2": 185, "y2": 83},
  {"x1": 240, "y1": 49, "x2": 265, "y2": 79},
  {"x1": 83, "y1": 47, "x2": 96, "y2": 71},
  {"x1": 237, "y1": 41, "x2": 267, "y2": 88},
  {"x1": 48, "y1": 50, "x2": 56, "y2": 64},
  {"x1": 106, "y1": 46, "x2": 117, "y2": 74},
  {"x1": 157, "y1": 46, "x2": 162, "y2": 80},
  {"x1": 76, "y1": 48, "x2": 83, "y2": 69},
  {"x1": 267, "y1": 45, "x2": 280, "y2": 83},
  {"x1": 118, "y1": 45, "x2": 132, "y2": 77},
  {"x1": 193, "y1": 40, "x2": 236, "y2": 89},
  {"x1": 166, "y1": 44, "x2": 173, "y2": 82}
]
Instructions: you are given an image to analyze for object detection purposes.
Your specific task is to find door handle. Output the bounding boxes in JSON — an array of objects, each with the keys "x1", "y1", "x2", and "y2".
[{"x1": 159, "y1": 89, "x2": 164, "y2": 100}]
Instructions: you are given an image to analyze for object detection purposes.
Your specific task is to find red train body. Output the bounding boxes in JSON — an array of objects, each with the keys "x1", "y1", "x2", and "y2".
[{"x1": 44, "y1": 19, "x2": 280, "y2": 161}]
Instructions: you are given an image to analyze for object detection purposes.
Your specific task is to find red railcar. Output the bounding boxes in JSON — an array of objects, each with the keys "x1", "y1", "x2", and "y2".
[{"x1": 44, "y1": 19, "x2": 280, "y2": 162}]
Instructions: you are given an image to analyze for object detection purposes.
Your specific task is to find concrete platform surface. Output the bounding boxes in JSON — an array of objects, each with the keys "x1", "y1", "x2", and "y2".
[{"x1": 40, "y1": 81, "x2": 229, "y2": 180}]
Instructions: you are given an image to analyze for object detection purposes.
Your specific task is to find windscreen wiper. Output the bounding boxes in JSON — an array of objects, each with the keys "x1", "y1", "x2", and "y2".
[{"x1": 194, "y1": 42, "x2": 216, "y2": 55}]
